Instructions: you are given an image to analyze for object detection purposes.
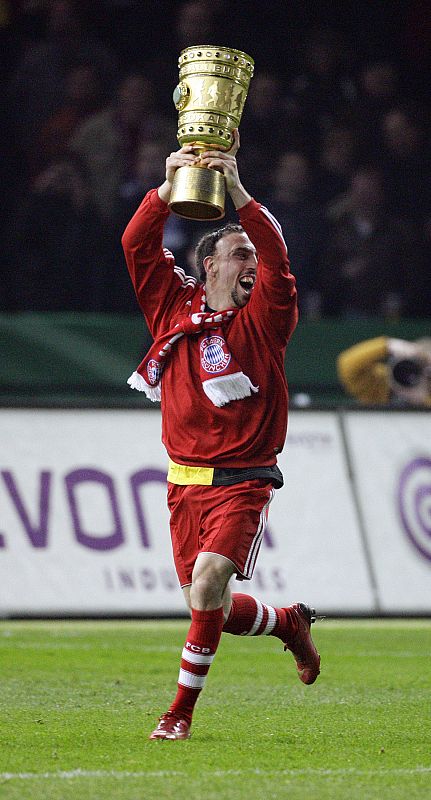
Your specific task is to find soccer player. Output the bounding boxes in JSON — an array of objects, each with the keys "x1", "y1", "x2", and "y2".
[{"x1": 121, "y1": 131, "x2": 320, "y2": 740}]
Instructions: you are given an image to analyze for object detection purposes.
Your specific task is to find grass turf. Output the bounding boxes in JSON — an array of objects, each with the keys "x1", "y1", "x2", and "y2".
[{"x1": 0, "y1": 619, "x2": 430, "y2": 800}]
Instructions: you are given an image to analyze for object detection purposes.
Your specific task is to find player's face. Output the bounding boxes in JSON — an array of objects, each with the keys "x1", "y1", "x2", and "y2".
[{"x1": 211, "y1": 232, "x2": 258, "y2": 308}]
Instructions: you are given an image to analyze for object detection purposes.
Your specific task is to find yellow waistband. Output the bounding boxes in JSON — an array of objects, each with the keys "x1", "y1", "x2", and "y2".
[{"x1": 167, "y1": 458, "x2": 214, "y2": 485}]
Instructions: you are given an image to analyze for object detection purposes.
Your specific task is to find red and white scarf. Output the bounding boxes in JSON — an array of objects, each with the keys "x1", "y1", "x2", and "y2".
[{"x1": 127, "y1": 289, "x2": 258, "y2": 407}]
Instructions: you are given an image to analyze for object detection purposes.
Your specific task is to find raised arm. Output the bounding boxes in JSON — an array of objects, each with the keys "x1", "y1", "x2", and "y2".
[
  {"x1": 238, "y1": 198, "x2": 298, "y2": 344},
  {"x1": 199, "y1": 131, "x2": 297, "y2": 342},
  {"x1": 199, "y1": 129, "x2": 251, "y2": 210},
  {"x1": 121, "y1": 146, "x2": 199, "y2": 335},
  {"x1": 157, "y1": 146, "x2": 200, "y2": 204}
]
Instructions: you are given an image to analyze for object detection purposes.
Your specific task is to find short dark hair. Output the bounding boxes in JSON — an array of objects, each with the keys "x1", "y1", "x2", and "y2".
[{"x1": 194, "y1": 223, "x2": 244, "y2": 282}]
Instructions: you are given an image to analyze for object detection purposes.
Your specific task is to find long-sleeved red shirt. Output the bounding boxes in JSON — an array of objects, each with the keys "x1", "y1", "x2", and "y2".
[{"x1": 122, "y1": 189, "x2": 298, "y2": 468}]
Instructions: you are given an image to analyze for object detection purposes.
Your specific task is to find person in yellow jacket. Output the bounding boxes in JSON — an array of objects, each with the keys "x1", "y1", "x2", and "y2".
[{"x1": 337, "y1": 336, "x2": 431, "y2": 406}]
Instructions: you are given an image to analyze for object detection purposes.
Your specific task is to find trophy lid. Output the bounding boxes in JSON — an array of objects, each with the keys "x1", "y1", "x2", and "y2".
[{"x1": 178, "y1": 45, "x2": 254, "y2": 77}]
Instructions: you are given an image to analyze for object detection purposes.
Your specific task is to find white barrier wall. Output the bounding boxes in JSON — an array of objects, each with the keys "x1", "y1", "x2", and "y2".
[
  {"x1": 247, "y1": 412, "x2": 375, "y2": 612},
  {"x1": 344, "y1": 412, "x2": 431, "y2": 613},
  {"x1": 0, "y1": 408, "x2": 430, "y2": 616}
]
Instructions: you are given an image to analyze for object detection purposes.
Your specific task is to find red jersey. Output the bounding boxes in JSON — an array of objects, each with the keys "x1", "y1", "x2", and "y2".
[{"x1": 122, "y1": 189, "x2": 298, "y2": 468}]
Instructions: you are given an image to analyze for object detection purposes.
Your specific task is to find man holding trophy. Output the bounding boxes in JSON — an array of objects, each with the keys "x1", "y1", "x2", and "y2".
[{"x1": 122, "y1": 46, "x2": 320, "y2": 740}]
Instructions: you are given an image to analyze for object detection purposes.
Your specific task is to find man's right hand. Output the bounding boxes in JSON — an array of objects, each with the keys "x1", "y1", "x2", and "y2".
[{"x1": 158, "y1": 146, "x2": 198, "y2": 203}]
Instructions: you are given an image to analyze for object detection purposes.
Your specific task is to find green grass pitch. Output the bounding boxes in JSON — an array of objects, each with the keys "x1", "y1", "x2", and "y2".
[{"x1": 0, "y1": 618, "x2": 430, "y2": 800}]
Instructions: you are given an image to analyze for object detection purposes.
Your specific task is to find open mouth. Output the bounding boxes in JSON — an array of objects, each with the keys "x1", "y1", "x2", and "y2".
[{"x1": 238, "y1": 274, "x2": 256, "y2": 294}]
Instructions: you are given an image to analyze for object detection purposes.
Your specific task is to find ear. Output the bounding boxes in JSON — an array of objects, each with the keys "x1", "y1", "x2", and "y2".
[{"x1": 203, "y1": 255, "x2": 215, "y2": 277}]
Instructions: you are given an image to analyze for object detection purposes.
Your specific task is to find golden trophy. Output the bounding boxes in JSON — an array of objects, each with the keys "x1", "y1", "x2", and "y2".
[{"x1": 169, "y1": 45, "x2": 254, "y2": 220}]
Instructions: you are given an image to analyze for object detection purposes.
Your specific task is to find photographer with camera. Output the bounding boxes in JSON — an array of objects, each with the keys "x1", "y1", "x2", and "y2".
[{"x1": 337, "y1": 336, "x2": 431, "y2": 406}]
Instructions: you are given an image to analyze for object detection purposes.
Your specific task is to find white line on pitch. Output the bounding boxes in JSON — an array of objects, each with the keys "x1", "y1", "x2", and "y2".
[{"x1": 1, "y1": 767, "x2": 430, "y2": 781}]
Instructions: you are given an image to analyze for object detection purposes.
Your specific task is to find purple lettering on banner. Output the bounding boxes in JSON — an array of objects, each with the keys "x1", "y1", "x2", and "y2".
[
  {"x1": 398, "y1": 457, "x2": 431, "y2": 562},
  {"x1": 139, "y1": 568, "x2": 157, "y2": 590},
  {"x1": 263, "y1": 527, "x2": 274, "y2": 547},
  {"x1": 161, "y1": 569, "x2": 179, "y2": 591},
  {"x1": 65, "y1": 469, "x2": 124, "y2": 551},
  {"x1": 1, "y1": 470, "x2": 51, "y2": 548},
  {"x1": 119, "y1": 571, "x2": 135, "y2": 589},
  {"x1": 273, "y1": 568, "x2": 286, "y2": 590},
  {"x1": 252, "y1": 569, "x2": 266, "y2": 590},
  {"x1": 130, "y1": 468, "x2": 167, "y2": 548}
]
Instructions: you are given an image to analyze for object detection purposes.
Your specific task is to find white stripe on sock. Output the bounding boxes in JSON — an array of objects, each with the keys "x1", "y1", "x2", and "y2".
[
  {"x1": 262, "y1": 604, "x2": 278, "y2": 635},
  {"x1": 178, "y1": 668, "x2": 206, "y2": 689},
  {"x1": 245, "y1": 598, "x2": 263, "y2": 635},
  {"x1": 181, "y1": 648, "x2": 214, "y2": 666}
]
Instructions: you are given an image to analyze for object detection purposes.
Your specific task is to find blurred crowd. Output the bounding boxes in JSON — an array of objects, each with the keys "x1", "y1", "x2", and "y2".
[{"x1": 1, "y1": 0, "x2": 430, "y2": 317}]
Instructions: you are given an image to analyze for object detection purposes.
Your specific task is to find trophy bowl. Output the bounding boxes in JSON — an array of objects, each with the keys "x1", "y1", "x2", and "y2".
[{"x1": 169, "y1": 45, "x2": 254, "y2": 220}]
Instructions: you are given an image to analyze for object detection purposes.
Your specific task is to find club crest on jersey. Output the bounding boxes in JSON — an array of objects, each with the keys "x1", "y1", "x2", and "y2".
[
  {"x1": 147, "y1": 359, "x2": 162, "y2": 385},
  {"x1": 200, "y1": 336, "x2": 231, "y2": 374}
]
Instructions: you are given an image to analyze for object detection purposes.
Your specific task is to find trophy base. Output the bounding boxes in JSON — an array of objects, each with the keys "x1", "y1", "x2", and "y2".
[{"x1": 169, "y1": 166, "x2": 225, "y2": 220}]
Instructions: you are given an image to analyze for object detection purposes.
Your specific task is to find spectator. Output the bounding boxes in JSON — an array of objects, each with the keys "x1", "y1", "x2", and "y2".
[
  {"x1": 175, "y1": 0, "x2": 225, "y2": 51},
  {"x1": 121, "y1": 0, "x2": 227, "y2": 102},
  {"x1": 287, "y1": 26, "x2": 357, "y2": 147},
  {"x1": 35, "y1": 62, "x2": 106, "y2": 173},
  {"x1": 16, "y1": 154, "x2": 106, "y2": 311},
  {"x1": 320, "y1": 166, "x2": 425, "y2": 317},
  {"x1": 9, "y1": 0, "x2": 117, "y2": 166},
  {"x1": 70, "y1": 73, "x2": 175, "y2": 221},
  {"x1": 353, "y1": 60, "x2": 403, "y2": 153},
  {"x1": 315, "y1": 123, "x2": 359, "y2": 208},
  {"x1": 240, "y1": 72, "x2": 307, "y2": 197},
  {"x1": 379, "y1": 105, "x2": 431, "y2": 226},
  {"x1": 265, "y1": 151, "x2": 329, "y2": 316},
  {"x1": 403, "y1": 1, "x2": 431, "y2": 95}
]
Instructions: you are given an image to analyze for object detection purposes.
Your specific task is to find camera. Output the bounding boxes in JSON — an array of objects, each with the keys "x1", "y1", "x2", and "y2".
[{"x1": 390, "y1": 357, "x2": 424, "y2": 389}]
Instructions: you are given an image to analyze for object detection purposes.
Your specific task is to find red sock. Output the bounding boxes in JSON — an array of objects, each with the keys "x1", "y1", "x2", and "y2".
[
  {"x1": 223, "y1": 593, "x2": 299, "y2": 640},
  {"x1": 169, "y1": 606, "x2": 224, "y2": 725}
]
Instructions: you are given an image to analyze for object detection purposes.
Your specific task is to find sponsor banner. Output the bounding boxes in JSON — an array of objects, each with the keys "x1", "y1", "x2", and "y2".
[
  {"x1": 247, "y1": 412, "x2": 374, "y2": 611},
  {"x1": 0, "y1": 409, "x2": 374, "y2": 615},
  {"x1": 0, "y1": 409, "x2": 179, "y2": 615},
  {"x1": 344, "y1": 411, "x2": 431, "y2": 613}
]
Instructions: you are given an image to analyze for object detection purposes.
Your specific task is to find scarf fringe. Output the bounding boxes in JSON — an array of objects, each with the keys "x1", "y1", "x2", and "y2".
[
  {"x1": 202, "y1": 372, "x2": 259, "y2": 407},
  {"x1": 128, "y1": 368, "x2": 258, "y2": 407},
  {"x1": 127, "y1": 371, "x2": 161, "y2": 402}
]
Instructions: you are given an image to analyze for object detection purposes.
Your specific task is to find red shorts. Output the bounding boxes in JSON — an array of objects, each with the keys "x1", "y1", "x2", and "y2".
[{"x1": 167, "y1": 479, "x2": 275, "y2": 587}]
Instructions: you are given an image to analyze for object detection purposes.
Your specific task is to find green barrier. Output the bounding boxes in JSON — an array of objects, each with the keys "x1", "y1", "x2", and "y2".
[{"x1": 0, "y1": 313, "x2": 429, "y2": 407}]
